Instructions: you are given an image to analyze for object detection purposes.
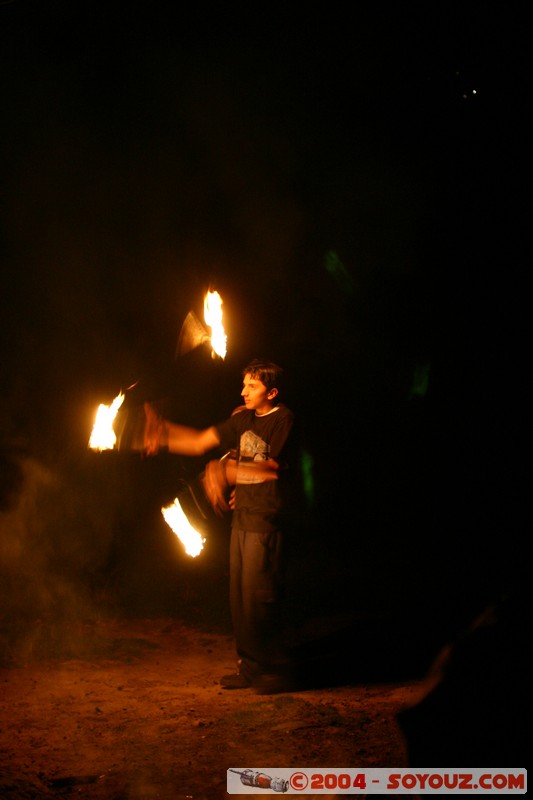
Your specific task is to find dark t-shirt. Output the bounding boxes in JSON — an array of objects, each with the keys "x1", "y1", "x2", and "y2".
[{"x1": 215, "y1": 405, "x2": 294, "y2": 533}]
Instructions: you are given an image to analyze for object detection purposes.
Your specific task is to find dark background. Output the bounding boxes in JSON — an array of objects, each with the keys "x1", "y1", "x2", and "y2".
[{"x1": 0, "y1": 1, "x2": 528, "y2": 658}]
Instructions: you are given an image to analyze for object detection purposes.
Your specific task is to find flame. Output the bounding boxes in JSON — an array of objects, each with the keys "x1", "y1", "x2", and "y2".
[
  {"x1": 204, "y1": 290, "x2": 227, "y2": 358},
  {"x1": 88, "y1": 391, "x2": 125, "y2": 451},
  {"x1": 162, "y1": 498, "x2": 206, "y2": 557}
]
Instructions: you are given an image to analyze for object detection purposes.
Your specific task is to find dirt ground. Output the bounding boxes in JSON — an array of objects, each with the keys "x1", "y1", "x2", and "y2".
[{"x1": 0, "y1": 614, "x2": 426, "y2": 800}]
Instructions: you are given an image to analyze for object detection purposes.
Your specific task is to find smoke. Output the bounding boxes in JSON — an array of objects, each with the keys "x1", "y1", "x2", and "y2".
[{"x1": 0, "y1": 446, "x2": 139, "y2": 663}]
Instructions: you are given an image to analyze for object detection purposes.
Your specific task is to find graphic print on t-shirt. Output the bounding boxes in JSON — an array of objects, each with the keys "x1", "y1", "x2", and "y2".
[{"x1": 238, "y1": 429, "x2": 270, "y2": 483}]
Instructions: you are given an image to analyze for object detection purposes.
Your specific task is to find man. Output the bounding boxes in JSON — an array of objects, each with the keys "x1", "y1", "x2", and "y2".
[{"x1": 144, "y1": 359, "x2": 295, "y2": 692}]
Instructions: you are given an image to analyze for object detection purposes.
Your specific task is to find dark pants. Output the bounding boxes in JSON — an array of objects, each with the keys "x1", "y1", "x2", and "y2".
[{"x1": 229, "y1": 527, "x2": 286, "y2": 679}]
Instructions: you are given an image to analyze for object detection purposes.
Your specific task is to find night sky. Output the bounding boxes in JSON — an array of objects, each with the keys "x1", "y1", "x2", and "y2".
[{"x1": 0, "y1": 2, "x2": 528, "y2": 640}]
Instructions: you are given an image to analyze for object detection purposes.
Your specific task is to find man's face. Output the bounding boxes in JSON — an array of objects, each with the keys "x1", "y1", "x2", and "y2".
[{"x1": 240, "y1": 373, "x2": 276, "y2": 414}]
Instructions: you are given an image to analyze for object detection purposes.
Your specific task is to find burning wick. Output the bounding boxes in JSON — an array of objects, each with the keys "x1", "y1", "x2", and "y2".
[
  {"x1": 88, "y1": 391, "x2": 125, "y2": 451},
  {"x1": 161, "y1": 498, "x2": 206, "y2": 558},
  {"x1": 204, "y1": 290, "x2": 227, "y2": 359}
]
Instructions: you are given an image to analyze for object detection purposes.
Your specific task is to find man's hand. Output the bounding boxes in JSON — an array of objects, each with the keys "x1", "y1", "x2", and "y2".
[
  {"x1": 202, "y1": 459, "x2": 230, "y2": 516},
  {"x1": 143, "y1": 403, "x2": 166, "y2": 456}
]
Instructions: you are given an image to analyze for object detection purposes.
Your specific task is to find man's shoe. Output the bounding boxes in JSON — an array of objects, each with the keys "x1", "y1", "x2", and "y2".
[
  {"x1": 253, "y1": 672, "x2": 295, "y2": 695},
  {"x1": 220, "y1": 672, "x2": 252, "y2": 689}
]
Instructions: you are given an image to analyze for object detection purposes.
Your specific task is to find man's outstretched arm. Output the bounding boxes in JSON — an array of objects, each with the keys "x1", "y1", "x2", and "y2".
[{"x1": 143, "y1": 402, "x2": 221, "y2": 456}]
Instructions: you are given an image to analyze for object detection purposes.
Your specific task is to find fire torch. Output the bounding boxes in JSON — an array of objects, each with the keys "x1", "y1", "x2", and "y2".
[
  {"x1": 88, "y1": 291, "x2": 228, "y2": 557},
  {"x1": 229, "y1": 769, "x2": 289, "y2": 793},
  {"x1": 89, "y1": 290, "x2": 227, "y2": 453}
]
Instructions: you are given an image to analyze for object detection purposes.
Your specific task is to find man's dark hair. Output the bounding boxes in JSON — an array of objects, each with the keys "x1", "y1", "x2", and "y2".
[{"x1": 242, "y1": 359, "x2": 284, "y2": 393}]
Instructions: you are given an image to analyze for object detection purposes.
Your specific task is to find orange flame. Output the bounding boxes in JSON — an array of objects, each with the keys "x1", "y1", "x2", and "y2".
[
  {"x1": 161, "y1": 498, "x2": 206, "y2": 557},
  {"x1": 204, "y1": 290, "x2": 227, "y2": 358},
  {"x1": 88, "y1": 392, "x2": 125, "y2": 451}
]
